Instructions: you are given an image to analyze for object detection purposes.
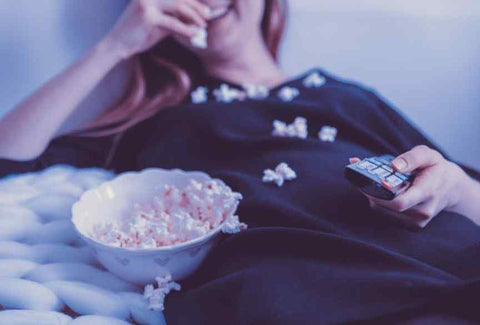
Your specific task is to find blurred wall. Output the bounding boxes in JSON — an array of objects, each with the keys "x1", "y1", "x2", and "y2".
[
  {"x1": 0, "y1": 0, "x2": 129, "y2": 131},
  {"x1": 0, "y1": 0, "x2": 478, "y2": 167},
  {"x1": 282, "y1": 0, "x2": 480, "y2": 168}
]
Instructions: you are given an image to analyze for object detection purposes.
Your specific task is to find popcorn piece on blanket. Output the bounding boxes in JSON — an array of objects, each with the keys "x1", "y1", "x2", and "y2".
[
  {"x1": 191, "y1": 86, "x2": 208, "y2": 104},
  {"x1": 91, "y1": 179, "x2": 244, "y2": 248},
  {"x1": 191, "y1": 28, "x2": 208, "y2": 49},
  {"x1": 278, "y1": 86, "x2": 300, "y2": 102},
  {"x1": 318, "y1": 126, "x2": 338, "y2": 143},
  {"x1": 272, "y1": 117, "x2": 308, "y2": 139},
  {"x1": 243, "y1": 84, "x2": 270, "y2": 100},
  {"x1": 213, "y1": 84, "x2": 246, "y2": 103},
  {"x1": 263, "y1": 162, "x2": 297, "y2": 187},
  {"x1": 144, "y1": 273, "x2": 181, "y2": 311},
  {"x1": 303, "y1": 72, "x2": 326, "y2": 88}
]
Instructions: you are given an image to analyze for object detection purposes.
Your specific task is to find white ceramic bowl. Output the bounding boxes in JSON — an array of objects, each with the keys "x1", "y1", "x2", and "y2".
[{"x1": 72, "y1": 168, "x2": 236, "y2": 285}]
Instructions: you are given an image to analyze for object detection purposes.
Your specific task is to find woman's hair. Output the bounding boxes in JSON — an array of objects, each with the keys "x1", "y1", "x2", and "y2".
[{"x1": 76, "y1": 0, "x2": 288, "y2": 137}]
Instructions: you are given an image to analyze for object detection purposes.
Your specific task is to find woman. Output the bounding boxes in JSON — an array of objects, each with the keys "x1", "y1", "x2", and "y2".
[{"x1": 0, "y1": 0, "x2": 479, "y2": 323}]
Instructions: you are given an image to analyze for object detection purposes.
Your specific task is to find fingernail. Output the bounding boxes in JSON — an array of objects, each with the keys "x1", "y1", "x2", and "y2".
[
  {"x1": 392, "y1": 158, "x2": 407, "y2": 171},
  {"x1": 349, "y1": 157, "x2": 361, "y2": 164},
  {"x1": 381, "y1": 180, "x2": 393, "y2": 190}
]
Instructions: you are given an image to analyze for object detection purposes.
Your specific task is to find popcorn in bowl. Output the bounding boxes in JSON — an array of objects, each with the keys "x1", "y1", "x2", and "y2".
[
  {"x1": 91, "y1": 179, "x2": 246, "y2": 249},
  {"x1": 72, "y1": 169, "x2": 248, "y2": 285}
]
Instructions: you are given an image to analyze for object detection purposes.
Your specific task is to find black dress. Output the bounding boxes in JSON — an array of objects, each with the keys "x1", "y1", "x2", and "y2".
[{"x1": 1, "y1": 69, "x2": 479, "y2": 324}]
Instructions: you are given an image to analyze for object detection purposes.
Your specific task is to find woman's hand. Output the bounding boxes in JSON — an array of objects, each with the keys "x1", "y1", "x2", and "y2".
[
  {"x1": 0, "y1": 0, "x2": 209, "y2": 160},
  {"x1": 103, "y1": 0, "x2": 211, "y2": 60},
  {"x1": 352, "y1": 145, "x2": 480, "y2": 228}
]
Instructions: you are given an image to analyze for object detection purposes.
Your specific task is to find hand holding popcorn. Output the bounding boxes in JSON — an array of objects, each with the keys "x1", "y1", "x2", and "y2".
[{"x1": 103, "y1": 0, "x2": 211, "y2": 59}]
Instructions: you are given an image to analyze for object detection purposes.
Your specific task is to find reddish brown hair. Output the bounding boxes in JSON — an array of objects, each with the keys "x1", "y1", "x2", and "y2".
[{"x1": 77, "y1": 0, "x2": 288, "y2": 137}]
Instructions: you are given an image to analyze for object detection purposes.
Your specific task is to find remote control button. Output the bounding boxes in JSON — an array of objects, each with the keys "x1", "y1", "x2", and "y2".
[
  {"x1": 368, "y1": 158, "x2": 383, "y2": 166},
  {"x1": 386, "y1": 174, "x2": 403, "y2": 187},
  {"x1": 380, "y1": 155, "x2": 395, "y2": 162},
  {"x1": 394, "y1": 172, "x2": 409, "y2": 181},
  {"x1": 382, "y1": 164, "x2": 394, "y2": 173},
  {"x1": 357, "y1": 160, "x2": 378, "y2": 170},
  {"x1": 371, "y1": 167, "x2": 391, "y2": 179}
]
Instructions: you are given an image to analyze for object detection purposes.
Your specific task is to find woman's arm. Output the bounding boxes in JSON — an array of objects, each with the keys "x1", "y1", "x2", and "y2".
[
  {"x1": 0, "y1": 0, "x2": 209, "y2": 161},
  {"x1": 449, "y1": 171, "x2": 480, "y2": 225},
  {"x1": 0, "y1": 41, "x2": 123, "y2": 161}
]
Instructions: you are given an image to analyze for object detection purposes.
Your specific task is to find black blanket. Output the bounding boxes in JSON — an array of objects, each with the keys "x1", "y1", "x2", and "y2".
[{"x1": 2, "y1": 69, "x2": 479, "y2": 324}]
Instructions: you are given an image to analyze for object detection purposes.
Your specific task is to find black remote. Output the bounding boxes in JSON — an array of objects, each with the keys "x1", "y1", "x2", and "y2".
[{"x1": 344, "y1": 155, "x2": 414, "y2": 200}]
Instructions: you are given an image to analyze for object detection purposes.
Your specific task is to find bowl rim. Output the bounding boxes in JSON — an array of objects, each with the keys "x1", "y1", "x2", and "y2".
[{"x1": 72, "y1": 168, "x2": 235, "y2": 253}]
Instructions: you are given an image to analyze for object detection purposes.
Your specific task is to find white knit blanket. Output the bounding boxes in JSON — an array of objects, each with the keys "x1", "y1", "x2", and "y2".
[{"x1": 0, "y1": 165, "x2": 166, "y2": 325}]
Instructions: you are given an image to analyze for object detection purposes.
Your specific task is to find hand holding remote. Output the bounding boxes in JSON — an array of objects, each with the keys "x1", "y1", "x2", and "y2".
[{"x1": 350, "y1": 145, "x2": 480, "y2": 228}]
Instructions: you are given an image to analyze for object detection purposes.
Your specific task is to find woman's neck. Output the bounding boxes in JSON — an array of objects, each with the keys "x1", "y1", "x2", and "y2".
[{"x1": 201, "y1": 37, "x2": 288, "y2": 89}]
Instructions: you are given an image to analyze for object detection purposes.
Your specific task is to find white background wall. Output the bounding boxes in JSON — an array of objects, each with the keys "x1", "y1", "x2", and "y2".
[
  {"x1": 0, "y1": 0, "x2": 478, "y2": 167},
  {"x1": 282, "y1": 0, "x2": 480, "y2": 168}
]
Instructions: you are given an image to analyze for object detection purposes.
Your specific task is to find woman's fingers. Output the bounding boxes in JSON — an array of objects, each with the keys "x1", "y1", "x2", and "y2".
[
  {"x1": 389, "y1": 179, "x2": 431, "y2": 212},
  {"x1": 392, "y1": 145, "x2": 443, "y2": 173},
  {"x1": 146, "y1": 9, "x2": 198, "y2": 39},
  {"x1": 366, "y1": 168, "x2": 444, "y2": 228},
  {"x1": 349, "y1": 155, "x2": 430, "y2": 212},
  {"x1": 403, "y1": 200, "x2": 439, "y2": 221},
  {"x1": 366, "y1": 193, "x2": 436, "y2": 228},
  {"x1": 183, "y1": 0, "x2": 212, "y2": 20},
  {"x1": 163, "y1": 1, "x2": 208, "y2": 28},
  {"x1": 144, "y1": 0, "x2": 210, "y2": 39},
  {"x1": 371, "y1": 170, "x2": 436, "y2": 212},
  {"x1": 159, "y1": 15, "x2": 199, "y2": 38}
]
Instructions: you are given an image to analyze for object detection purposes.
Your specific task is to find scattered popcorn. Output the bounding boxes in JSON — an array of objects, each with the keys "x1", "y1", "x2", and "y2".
[
  {"x1": 272, "y1": 117, "x2": 308, "y2": 139},
  {"x1": 191, "y1": 28, "x2": 208, "y2": 49},
  {"x1": 213, "y1": 84, "x2": 246, "y2": 103},
  {"x1": 318, "y1": 126, "x2": 338, "y2": 142},
  {"x1": 276, "y1": 162, "x2": 297, "y2": 180},
  {"x1": 262, "y1": 169, "x2": 284, "y2": 187},
  {"x1": 191, "y1": 86, "x2": 208, "y2": 104},
  {"x1": 262, "y1": 162, "x2": 297, "y2": 187},
  {"x1": 278, "y1": 86, "x2": 300, "y2": 102},
  {"x1": 91, "y1": 179, "x2": 245, "y2": 249},
  {"x1": 303, "y1": 72, "x2": 326, "y2": 88},
  {"x1": 243, "y1": 84, "x2": 270, "y2": 100},
  {"x1": 144, "y1": 273, "x2": 181, "y2": 311}
]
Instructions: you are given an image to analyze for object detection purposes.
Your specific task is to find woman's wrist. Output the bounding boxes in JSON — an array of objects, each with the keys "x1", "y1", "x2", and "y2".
[
  {"x1": 448, "y1": 172, "x2": 480, "y2": 224},
  {"x1": 95, "y1": 37, "x2": 130, "y2": 67}
]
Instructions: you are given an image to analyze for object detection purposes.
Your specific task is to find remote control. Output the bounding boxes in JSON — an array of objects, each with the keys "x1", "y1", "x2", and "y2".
[{"x1": 344, "y1": 155, "x2": 414, "y2": 200}]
